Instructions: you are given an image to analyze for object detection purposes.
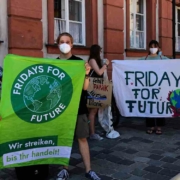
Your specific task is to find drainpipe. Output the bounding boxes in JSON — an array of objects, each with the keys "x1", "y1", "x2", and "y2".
[{"x1": 172, "y1": 0, "x2": 176, "y2": 59}]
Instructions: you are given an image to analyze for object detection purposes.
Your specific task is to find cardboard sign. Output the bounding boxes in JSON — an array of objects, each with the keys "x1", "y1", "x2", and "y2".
[{"x1": 87, "y1": 77, "x2": 112, "y2": 108}]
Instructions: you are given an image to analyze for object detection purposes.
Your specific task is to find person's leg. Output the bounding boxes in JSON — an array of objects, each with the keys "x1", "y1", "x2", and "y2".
[
  {"x1": 78, "y1": 138, "x2": 91, "y2": 173},
  {"x1": 146, "y1": 118, "x2": 156, "y2": 134},
  {"x1": 76, "y1": 114, "x2": 101, "y2": 180},
  {"x1": 156, "y1": 118, "x2": 165, "y2": 134},
  {"x1": 88, "y1": 108, "x2": 98, "y2": 135}
]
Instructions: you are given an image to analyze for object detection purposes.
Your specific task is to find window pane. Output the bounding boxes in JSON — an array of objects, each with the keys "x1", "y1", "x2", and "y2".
[
  {"x1": 130, "y1": 13, "x2": 134, "y2": 30},
  {"x1": 69, "y1": 0, "x2": 82, "y2": 22},
  {"x1": 136, "y1": 14, "x2": 144, "y2": 31},
  {"x1": 130, "y1": 30, "x2": 134, "y2": 47},
  {"x1": 69, "y1": 22, "x2": 82, "y2": 44},
  {"x1": 54, "y1": 0, "x2": 65, "y2": 19},
  {"x1": 54, "y1": 19, "x2": 66, "y2": 42},
  {"x1": 136, "y1": 0, "x2": 144, "y2": 14},
  {"x1": 176, "y1": 37, "x2": 180, "y2": 51},
  {"x1": 178, "y1": 9, "x2": 180, "y2": 23},
  {"x1": 130, "y1": 0, "x2": 133, "y2": 13},
  {"x1": 136, "y1": 31, "x2": 144, "y2": 48}
]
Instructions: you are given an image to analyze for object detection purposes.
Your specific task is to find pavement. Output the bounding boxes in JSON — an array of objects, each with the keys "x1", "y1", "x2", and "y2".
[{"x1": 1, "y1": 117, "x2": 180, "y2": 180}]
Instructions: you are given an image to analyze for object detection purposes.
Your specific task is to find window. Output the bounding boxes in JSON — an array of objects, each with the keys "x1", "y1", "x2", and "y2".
[
  {"x1": 54, "y1": 0, "x2": 85, "y2": 45},
  {"x1": 176, "y1": 7, "x2": 180, "y2": 52},
  {"x1": 130, "y1": 0, "x2": 146, "y2": 49}
]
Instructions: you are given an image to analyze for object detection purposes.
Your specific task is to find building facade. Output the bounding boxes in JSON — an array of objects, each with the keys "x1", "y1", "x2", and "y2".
[{"x1": 0, "y1": 0, "x2": 179, "y2": 77}]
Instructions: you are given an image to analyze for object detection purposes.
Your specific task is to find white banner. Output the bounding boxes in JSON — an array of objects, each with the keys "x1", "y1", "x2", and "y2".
[
  {"x1": 3, "y1": 146, "x2": 71, "y2": 166},
  {"x1": 112, "y1": 60, "x2": 180, "y2": 117}
]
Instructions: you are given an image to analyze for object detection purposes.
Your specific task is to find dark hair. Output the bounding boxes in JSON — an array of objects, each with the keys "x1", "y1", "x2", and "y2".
[
  {"x1": 148, "y1": 40, "x2": 160, "y2": 55},
  {"x1": 88, "y1": 44, "x2": 102, "y2": 68},
  {"x1": 56, "y1": 32, "x2": 74, "y2": 44}
]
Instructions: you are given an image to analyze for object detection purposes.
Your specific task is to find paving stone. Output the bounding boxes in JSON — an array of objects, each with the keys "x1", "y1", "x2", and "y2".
[
  {"x1": 148, "y1": 154, "x2": 163, "y2": 160},
  {"x1": 147, "y1": 160, "x2": 165, "y2": 167},
  {"x1": 135, "y1": 151, "x2": 151, "y2": 157},
  {"x1": 174, "y1": 159, "x2": 180, "y2": 166},
  {"x1": 120, "y1": 159, "x2": 135, "y2": 166},
  {"x1": 140, "y1": 139, "x2": 153, "y2": 143},
  {"x1": 160, "y1": 157, "x2": 177, "y2": 163},
  {"x1": 162, "y1": 163, "x2": 180, "y2": 171},
  {"x1": 131, "y1": 168, "x2": 148, "y2": 177},
  {"x1": 90, "y1": 159, "x2": 124, "y2": 171},
  {"x1": 106, "y1": 155, "x2": 123, "y2": 164},
  {"x1": 98, "y1": 175, "x2": 113, "y2": 180},
  {"x1": 176, "y1": 155, "x2": 180, "y2": 159},
  {"x1": 111, "y1": 146, "x2": 127, "y2": 151},
  {"x1": 110, "y1": 151, "x2": 136, "y2": 161},
  {"x1": 143, "y1": 166, "x2": 162, "y2": 173},
  {"x1": 123, "y1": 148, "x2": 138, "y2": 154},
  {"x1": 90, "y1": 150, "x2": 100, "y2": 157},
  {"x1": 112, "y1": 171, "x2": 131, "y2": 179},
  {"x1": 149, "y1": 150, "x2": 164, "y2": 155},
  {"x1": 91, "y1": 146, "x2": 105, "y2": 152},
  {"x1": 143, "y1": 172, "x2": 171, "y2": 180},
  {"x1": 95, "y1": 153, "x2": 107, "y2": 159},
  {"x1": 126, "y1": 175, "x2": 147, "y2": 180},
  {"x1": 120, "y1": 139, "x2": 132, "y2": 143},
  {"x1": 101, "y1": 149, "x2": 114, "y2": 154},
  {"x1": 134, "y1": 157, "x2": 150, "y2": 163},
  {"x1": 175, "y1": 142, "x2": 180, "y2": 146},
  {"x1": 158, "y1": 168, "x2": 179, "y2": 177},
  {"x1": 130, "y1": 162, "x2": 149, "y2": 170},
  {"x1": 129, "y1": 137, "x2": 144, "y2": 141},
  {"x1": 162, "y1": 152, "x2": 177, "y2": 158},
  {"x1": 90, "y1": 163, "x2": 117, "y2": 176},
  {"x1": 69, "y1": 158, "x2": 82, "y2": 166},
  {"x1": 71, "y1": 153, "x2": 82, "y2": 159}
]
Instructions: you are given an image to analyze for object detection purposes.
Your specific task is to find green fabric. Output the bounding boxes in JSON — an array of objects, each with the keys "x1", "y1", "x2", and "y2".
[
  {"x1": 139, "y1": 55, "x2": 169, "y2": 60},
  {"x1": 0, "y1": 54, "x2": 85, "y2": 169}
]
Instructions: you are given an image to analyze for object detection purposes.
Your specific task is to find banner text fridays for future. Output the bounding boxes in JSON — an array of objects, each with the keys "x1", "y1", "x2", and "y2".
[
  {"x1": 0, "y1": 54, "x2": 85, "y2": 169},
  {"x1": 113, "y1": 60, "x2": 180, "y2": 117}
]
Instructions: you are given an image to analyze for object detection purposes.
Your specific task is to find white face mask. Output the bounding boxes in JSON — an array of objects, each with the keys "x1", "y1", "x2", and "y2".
[
  {"x1": 150, "y1": 48, "x2": 158, "y2": 54},
  {"x1": 59, "y1": 43, "x2": 71, "y2": 54}
]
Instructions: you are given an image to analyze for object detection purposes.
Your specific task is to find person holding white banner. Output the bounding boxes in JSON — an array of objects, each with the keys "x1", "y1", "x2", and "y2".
[
  {"x1": 88, "y1": 44, "x2": 110, "y2": 140},
  {"x1": 139, "y1": 40, "x2": 169, "y2": 135}
]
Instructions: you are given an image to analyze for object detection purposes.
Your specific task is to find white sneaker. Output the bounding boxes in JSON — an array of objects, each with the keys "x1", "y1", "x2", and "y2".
[
  {"x1": 106, "y1": 130, "x2": 120, "y2": 139},
  {"x1": 56, "y1": 169, "x2": 69, "y2": 180},
  {"x1": 90, "y1": 134, "x2": 103, "y2": 140}
]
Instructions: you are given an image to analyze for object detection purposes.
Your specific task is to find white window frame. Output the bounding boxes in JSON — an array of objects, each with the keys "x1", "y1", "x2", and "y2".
[
  {"x1": 130, "y1": 0, "x2": 146, "y2": 49},
  {"x1": 54, "y1": 0, "x2": 86, "y2": 46},
  {"x1": 176, "y1": 6, "x2": 180, "y2": 52}
]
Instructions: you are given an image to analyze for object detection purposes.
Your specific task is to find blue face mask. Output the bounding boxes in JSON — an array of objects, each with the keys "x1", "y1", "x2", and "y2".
[{"x1": 158, "y1": 51, "x2": 162, "y2": 56}]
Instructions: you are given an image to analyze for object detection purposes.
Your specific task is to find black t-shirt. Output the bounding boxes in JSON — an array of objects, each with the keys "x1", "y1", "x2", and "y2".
[{"x1": 57, "y1": 55, "x2": 88, "y2": 115}]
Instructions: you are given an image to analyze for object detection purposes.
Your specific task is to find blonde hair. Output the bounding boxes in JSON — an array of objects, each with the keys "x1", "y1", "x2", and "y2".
[{"x1": 56, "y1": 32, "x2": 73, "y2": 44}]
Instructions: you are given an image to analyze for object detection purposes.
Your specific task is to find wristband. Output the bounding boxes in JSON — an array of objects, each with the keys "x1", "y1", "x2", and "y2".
[{"x1": 85, "y1": 74, "x2": 89, "y2": 79}]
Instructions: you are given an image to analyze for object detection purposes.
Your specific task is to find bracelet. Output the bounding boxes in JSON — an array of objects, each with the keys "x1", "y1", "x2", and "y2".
[{"x1": 85, "y1": 74, "x2": 89, "y2": 79}]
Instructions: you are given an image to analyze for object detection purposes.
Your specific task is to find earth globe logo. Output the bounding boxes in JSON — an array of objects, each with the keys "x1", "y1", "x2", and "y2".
[
  {"x1": 11, "y1": 64, "x2": 73, "y2": 123},
  {"x1": 23, "y1": 75, "x2": 61, "y2": 113},
  {"x1": 170, "y1": 89, "x2": 180, "y2": 113}
]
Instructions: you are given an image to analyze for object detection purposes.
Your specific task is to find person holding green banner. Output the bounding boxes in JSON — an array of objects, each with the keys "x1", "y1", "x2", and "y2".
[{"x1": 56, "y1": 32, "x2": 101, "y2": 180}]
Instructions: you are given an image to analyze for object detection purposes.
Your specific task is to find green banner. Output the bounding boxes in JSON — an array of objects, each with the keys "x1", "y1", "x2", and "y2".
[{"x1": 0, "y1": 54, "x2": 85, "y2": 168}]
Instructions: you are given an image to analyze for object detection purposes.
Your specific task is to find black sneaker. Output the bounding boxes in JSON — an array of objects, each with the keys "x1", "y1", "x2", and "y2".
[
  {"x1": 85, "y1": 170, "x2": 101, "y2": 180},
  {"x1": 56, "y1": 169, "x2": 69, "y2": 180}
]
